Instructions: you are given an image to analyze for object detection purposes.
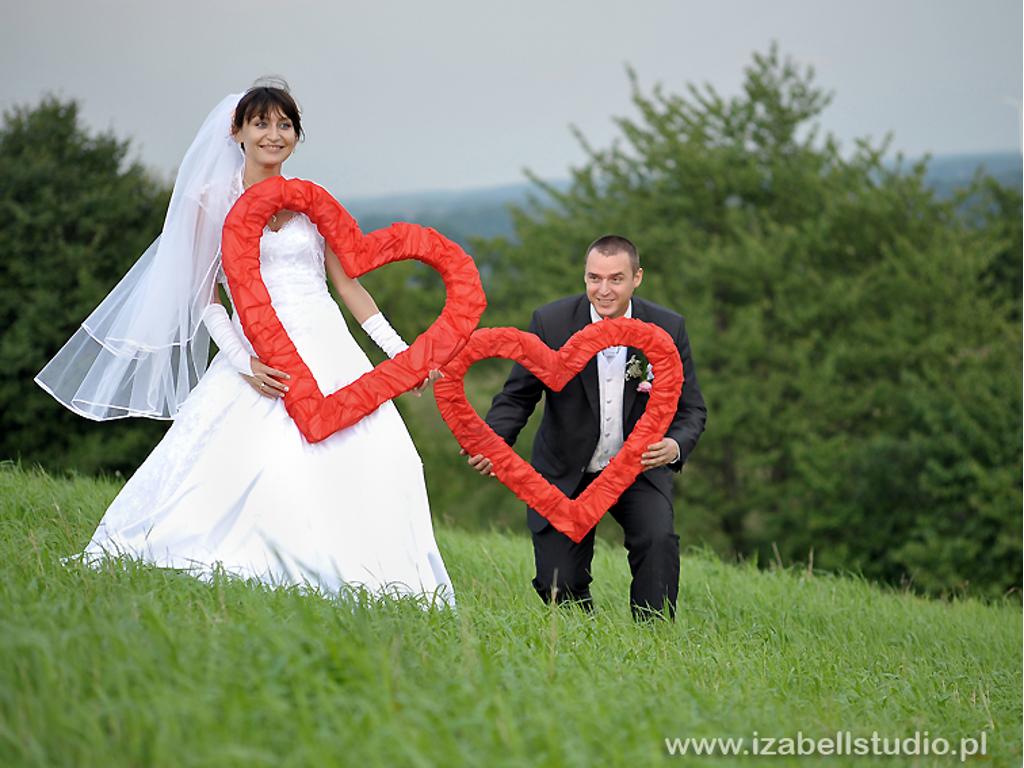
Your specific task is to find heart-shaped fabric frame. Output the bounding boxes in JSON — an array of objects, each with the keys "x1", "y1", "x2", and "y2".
[
  {"x1": 221, "y1": 176, "x2": 487, "y2": 443},
  {"x1": 434, "y1": 319, "x2": 683, "y2": 542}
]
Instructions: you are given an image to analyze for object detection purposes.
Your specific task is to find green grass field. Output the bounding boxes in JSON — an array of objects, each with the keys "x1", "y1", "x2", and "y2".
[{"x1": 1, "y1": 463, "x2": 1020, "y2": 767}]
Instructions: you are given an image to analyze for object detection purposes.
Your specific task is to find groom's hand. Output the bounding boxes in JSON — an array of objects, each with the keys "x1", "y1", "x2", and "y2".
[
  {"x1": 641, "y1": 438, "x2": 680, "y2": 469},
  {"x1": 461, "y1": 448, "x2": 496, "y2": 477},
  {"x1": 411, "y1": 369, "x2": 443, "y2": 397}
]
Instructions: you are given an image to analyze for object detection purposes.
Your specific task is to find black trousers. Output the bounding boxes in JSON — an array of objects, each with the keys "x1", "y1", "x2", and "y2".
[{"x1": 530, "y1": 472, "x2": 680, "y2": 619}]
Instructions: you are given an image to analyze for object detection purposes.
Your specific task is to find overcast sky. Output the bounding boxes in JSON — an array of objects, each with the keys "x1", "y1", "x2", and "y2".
[{"x1": 3, "y1": 0, "x2": 1021, "y2": 197}]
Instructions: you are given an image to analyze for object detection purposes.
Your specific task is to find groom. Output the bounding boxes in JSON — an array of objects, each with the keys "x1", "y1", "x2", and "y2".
[{"x1": 466, "y1": 235, "x2": 707, "y2": 619}]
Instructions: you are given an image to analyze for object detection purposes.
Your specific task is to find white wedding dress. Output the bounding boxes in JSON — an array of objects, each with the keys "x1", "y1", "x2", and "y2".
[{"x1": 81, "y1": 206, "x2": 455, "y2": 607}]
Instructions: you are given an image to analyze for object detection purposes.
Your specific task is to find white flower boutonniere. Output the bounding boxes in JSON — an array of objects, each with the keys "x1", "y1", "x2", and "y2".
[
  {"x1": 625, "y1": 354, "x2": 645, "y2": 381},
  {"x1": 625, "y1": 354, "x2": 655, "y2": 393}
]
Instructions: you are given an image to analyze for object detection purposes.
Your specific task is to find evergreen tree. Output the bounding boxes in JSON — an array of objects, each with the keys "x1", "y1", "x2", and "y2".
[
  {"x1": 472, "y1": 46, "x2": 1022, "y2": 597},
  {"x1": 0, "y1": 97, "x2": 171, "y2": 475}
]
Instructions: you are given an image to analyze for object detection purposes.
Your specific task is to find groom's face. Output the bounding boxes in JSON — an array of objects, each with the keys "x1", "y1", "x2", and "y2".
[{"x1": 585, "y1": 249, "x2": 643, "y2": 319}]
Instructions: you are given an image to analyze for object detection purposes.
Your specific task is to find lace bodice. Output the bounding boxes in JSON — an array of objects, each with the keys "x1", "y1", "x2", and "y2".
[
  {"x1": 215, "y1": 193, "x2": 333, "y2": 358},
  {"x1": 257, "y1": 214, "x2": 329, "y2": 304},
  {"x1": 216, "y1": 188, "x2": 329, "y2": 307},
  {"x1": 217, "y1": 172, "x2": 327, "y2": 294}
]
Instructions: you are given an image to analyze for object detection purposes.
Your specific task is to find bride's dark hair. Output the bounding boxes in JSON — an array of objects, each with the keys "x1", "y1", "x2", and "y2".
[{"x1": 232, "y1": 76, "x2": 304, "y2": 141}]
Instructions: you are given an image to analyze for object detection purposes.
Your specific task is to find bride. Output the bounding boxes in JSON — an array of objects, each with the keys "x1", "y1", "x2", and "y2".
[{"x1": 35, "y1": 79, "x2": 455, "y2": 606}]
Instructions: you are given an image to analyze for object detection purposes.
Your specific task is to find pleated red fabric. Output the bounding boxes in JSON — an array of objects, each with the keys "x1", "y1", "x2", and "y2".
[
  {"x1": 434, "y1": 320, "x2": 683, "y2": 542},
  {"x1": 221, "y1": 176, "x2": 487, "y2": 443}
]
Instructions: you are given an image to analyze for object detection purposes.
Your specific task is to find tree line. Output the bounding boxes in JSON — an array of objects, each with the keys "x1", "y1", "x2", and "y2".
[{"x1": 2, "y1": 48, "x2": 1019, "y2": 598}]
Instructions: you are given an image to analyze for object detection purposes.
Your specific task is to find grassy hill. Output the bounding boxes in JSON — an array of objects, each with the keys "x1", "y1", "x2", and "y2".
[{"x1": 1, "y1": 464, "x2": 1020, "y2": 766}]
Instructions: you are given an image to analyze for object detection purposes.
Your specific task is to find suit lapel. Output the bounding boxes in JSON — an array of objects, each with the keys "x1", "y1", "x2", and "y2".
[
  {"x1": 622, "y1": 299, "x2": 644, "y2": 424},
  {"x1": 572, "y1": 296, "x2": 600, "y2": 419}
]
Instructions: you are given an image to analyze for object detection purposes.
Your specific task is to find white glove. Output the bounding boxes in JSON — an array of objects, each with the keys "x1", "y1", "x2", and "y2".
[
  {"x1": 203, "y1": 303, "x2": 253, "y2": 374},
  {"x1": 361, "y1": 312, "x2": 409, "y2": 359}
]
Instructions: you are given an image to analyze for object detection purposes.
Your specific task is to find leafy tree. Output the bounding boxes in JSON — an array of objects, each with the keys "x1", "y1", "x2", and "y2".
[
  {"x1": 471, "y1": 46, "x2": 1022, "y2": 598},
  {"x1": 0, "y1": 97, "x2": 171, "y2": 475},
  {"x1": 4, "y1": 56, "x2": 1019, "y2": 600}
]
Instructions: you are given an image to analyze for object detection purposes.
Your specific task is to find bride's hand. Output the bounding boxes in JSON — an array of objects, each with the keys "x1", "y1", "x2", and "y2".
[
  {"x1": 411, "y1": 369, "x2": 444, "y2": 397},
  {"x1": 243, "y1": 357, "x2": 290, "y2": 399}
]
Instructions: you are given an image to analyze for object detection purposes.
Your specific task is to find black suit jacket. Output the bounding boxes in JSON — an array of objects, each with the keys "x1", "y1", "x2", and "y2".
[{"x1": 485, "y1": 294, "x2": 707, "y2": 532}]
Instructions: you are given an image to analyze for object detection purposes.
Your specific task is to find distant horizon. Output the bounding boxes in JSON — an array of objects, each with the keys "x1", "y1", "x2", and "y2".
[
  {"x1": 4, "y1": 1, "x2": 1019, "y2": 197},
  {"x1": 342, "y1": 149, "x2": 1022, "y2": 204}
]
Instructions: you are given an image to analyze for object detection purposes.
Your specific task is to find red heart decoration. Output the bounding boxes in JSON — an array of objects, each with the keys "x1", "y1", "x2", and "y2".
[
  {"x1": 221, "y1": 176, "x2": 487, "y2": 443},
  {"x1": 434, "y1": 319, "x2": 683, "y2": 542}
]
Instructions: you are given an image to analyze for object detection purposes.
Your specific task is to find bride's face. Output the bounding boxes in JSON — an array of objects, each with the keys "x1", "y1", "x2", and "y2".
[{"x1": 234, "y1": 109, "x2": 298, "y2": 167}]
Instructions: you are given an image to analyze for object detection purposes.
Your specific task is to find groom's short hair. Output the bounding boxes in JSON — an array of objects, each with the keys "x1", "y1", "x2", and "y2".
[{"x1": 586, "y1": 234, "x2": 640, "y2": 273}]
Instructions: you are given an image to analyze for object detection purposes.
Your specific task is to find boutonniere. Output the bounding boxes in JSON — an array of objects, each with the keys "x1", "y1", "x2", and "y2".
[{"x1": 625, "y1": 353, "x2": 655, "y2": 392}]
